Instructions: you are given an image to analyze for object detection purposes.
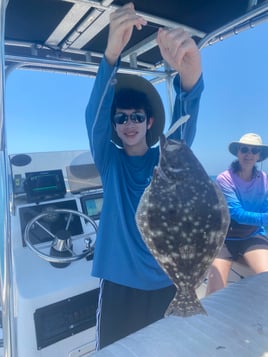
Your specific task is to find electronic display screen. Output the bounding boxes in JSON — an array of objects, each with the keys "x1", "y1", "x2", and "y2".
[
  {"x1": 80, "y1": 193, "x2": 103, "y2": 220},
  {"x1": 24, "y1": 169, "x2": 66, "y2": 203}
]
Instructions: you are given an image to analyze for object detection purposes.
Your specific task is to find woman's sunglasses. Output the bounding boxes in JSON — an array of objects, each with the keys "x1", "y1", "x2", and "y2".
[
  {"x1": 113, "y1": 112, "x2": 147, "y2": 125},
  {"x1": 239, "y1": 146, "x2": 261, "y2": 155}
]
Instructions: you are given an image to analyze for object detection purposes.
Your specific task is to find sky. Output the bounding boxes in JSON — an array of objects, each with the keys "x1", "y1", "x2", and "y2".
[{"x1": 5, "y1": 20, "x2": 268, "y2": 176}]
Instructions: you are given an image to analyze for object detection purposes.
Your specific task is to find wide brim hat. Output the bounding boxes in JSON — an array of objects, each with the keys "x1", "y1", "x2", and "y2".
[
  {"x1": 111, "y1": 73, "x2": 165, "y2": 147},
  {"x1": 229, "y1": 133, "x2": 268, "y2": 162}
]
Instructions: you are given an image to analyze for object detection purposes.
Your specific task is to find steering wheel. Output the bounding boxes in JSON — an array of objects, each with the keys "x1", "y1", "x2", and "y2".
[{"x1": 24, "y1": 209, "x2": 97, "y2": 265}]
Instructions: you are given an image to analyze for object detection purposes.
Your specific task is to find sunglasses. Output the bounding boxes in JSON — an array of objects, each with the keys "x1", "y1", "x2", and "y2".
[
  {"x1": 113, "y1": 112, "x2": 147, "y2": 125},
  {"x1": 239, "y1": 146, "x2": 261, "y2": 155}
]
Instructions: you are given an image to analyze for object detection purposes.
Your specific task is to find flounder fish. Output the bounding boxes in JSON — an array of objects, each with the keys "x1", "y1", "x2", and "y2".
[{"x1": 136, "y1": 135, "x2": 230, "y2": 317}]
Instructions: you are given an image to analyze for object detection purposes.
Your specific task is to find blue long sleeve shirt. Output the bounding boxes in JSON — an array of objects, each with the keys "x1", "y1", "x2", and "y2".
[
  {"x1": 86, "y1": 57, "x2": 204, "y2": 290},
  {"x1": 217, "y1": 169, "x2": 268, "y2": 240}
]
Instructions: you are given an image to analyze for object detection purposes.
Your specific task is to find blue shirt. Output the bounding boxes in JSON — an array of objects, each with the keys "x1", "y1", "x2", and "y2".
[
  {"x1": 217, "y1": 169, "x2": 268, "y2": 240},
  {"x1": 86, "y1": 57, "x2": 204, "y2": 289}
]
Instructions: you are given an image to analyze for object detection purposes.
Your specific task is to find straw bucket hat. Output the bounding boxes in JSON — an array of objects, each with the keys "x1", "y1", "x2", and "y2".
[
  {"x1": 111, "y1": 73, "x2": 165, "y2": 147},
  {"x1": 229, "y1": 133, "x2": 268, "y2": 162}
]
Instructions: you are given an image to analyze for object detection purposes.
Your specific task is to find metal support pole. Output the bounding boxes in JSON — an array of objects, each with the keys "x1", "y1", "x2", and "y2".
[{"x1": 0, "y1": 0, "x2": 15, "y2": 356}]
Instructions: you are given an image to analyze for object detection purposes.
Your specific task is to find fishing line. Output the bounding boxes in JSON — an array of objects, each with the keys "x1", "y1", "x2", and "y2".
[
  {"x1": 179, "y1": 74, "x2": 184, "y2": 140},
  {"x1": 146, "y1": 24, "x2": 187, "y2": 141}
]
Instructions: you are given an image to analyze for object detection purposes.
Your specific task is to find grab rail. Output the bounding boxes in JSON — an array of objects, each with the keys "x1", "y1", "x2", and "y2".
[{"x1": 0, "y1": 0, "x2": 16, "y2": 356}]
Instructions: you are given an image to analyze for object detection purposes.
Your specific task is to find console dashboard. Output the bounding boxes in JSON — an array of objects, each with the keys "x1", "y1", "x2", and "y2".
[{"x1": 10, "y1": 151, "x2": 103, "y2": 249}]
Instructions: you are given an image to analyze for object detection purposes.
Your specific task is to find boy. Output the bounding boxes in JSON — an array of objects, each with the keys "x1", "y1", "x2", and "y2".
[{"x1": 86, "y1": 2, "x2": 204, "y2": 350}]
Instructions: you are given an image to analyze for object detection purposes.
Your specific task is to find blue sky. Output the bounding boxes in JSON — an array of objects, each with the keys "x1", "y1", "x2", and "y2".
[
  {"x1": 192, "y1": 20, "x2": 268, "y2": 175},
  {"x1": 5, "y1": 20, "x2": 268, "y2": 175}
]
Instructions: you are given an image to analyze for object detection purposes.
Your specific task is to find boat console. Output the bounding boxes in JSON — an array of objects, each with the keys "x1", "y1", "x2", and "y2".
[{"x1": 8, "y1": 150, "x2": 103, "y2": 356}]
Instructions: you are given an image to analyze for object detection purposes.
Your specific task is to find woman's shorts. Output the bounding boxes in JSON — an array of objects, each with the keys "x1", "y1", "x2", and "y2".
[{"x1": 217, "y1": 235, "x2": 268, "y2": 261}]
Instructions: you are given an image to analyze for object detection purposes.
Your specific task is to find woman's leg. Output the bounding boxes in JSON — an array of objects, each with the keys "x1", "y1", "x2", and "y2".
[
  {"x1": 243, "y1": 249, "x2": 268, "y2": 273},
  {"x1": 206, "y1": 258, "x2": 232, "y2": 295},
  {"x1": 206, "y1": 244, "x2": 233, "y2": 295},
  {"x1": 239, "y1": 236, "x2": 268, "y2": 273}
]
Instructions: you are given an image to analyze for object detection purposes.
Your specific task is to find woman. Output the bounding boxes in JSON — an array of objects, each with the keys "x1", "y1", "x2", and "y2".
[{"x1": 206, "y1": 133, "x2": 268, "y2": 294}]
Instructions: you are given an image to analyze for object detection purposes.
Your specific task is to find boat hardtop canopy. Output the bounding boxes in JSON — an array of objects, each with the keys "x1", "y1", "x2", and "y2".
[{"x1": 4, "y1": 0, "x2": 268, "y2": 79}]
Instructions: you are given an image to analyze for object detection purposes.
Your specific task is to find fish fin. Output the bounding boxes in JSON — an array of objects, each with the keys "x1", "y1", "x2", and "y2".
[
  {"x1": 165, "y1": 115, "x2": 190, "y2": 138},
  {"x1": 165, "y1": 290, "x2": 207, "y2": 317}
]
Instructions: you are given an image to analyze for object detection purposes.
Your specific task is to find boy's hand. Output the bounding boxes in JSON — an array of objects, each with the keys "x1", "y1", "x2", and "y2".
[
  {"x1": 105, "y1": 2, "x2": 147, "y2": 65},
  {"x1": 157, "y1": 28, "x2": 202, "y2": 91}
]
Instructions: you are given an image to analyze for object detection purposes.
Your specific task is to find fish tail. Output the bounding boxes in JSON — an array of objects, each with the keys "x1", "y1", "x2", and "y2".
[{"x1": 165, "y1": 290, "x2": 207, "y2": 317}]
